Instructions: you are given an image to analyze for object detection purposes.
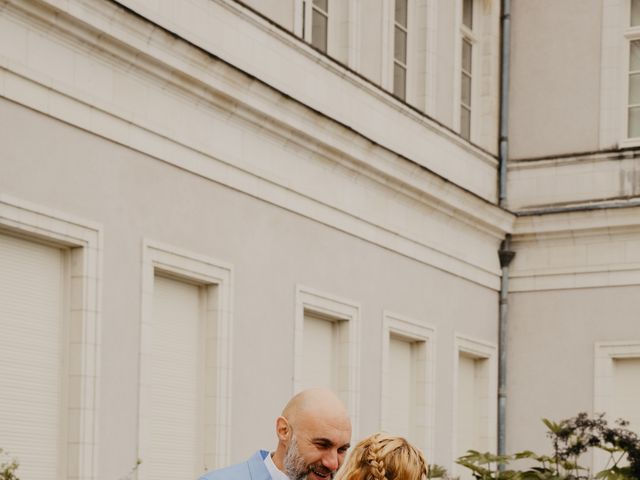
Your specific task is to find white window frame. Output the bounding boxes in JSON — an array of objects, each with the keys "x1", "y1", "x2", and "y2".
[
  {"x1": 381, "y1": 0, "x2": 437, "y2": 112},
  {"x1": 452, "y1": 334, "x2": 497, "y2": 475},
  {"x1": 380, "y1": 311, "x2": 436, "y2": 455},
  {"x1": 599, "y1": 1, "x2": 629, "y2": 147},
  {"x1": 381, "y1": 0, "x2": 413, "y2": 101},
  {"x1": 138, "y1": 240, "x2": 233, "y2": 474},
  {"x1": 293, "y1": 285, "x2": 361, "y2": 437},
  {"x1": 393, "y1": 0, "x2": 409, "y2": 100},
  {"x1": 624, "y1": 1, "x2": 640, "y2": 143},
  {"x1": 294, "y1": 0, "x2": 355, "y2": 65},
  {"x1": 593, "y1": 340, "x2": 640, "y2": 472},
  {"x1": 296, "y1": 0, "x2": 329, "y2": 53},
  {"x1": 0, "y1": 194, "x2": 102, "y2": 480},
  {"x1": 421, "y1": 0, "x2": 438, "y2": 115},
  {"x1": 347, "y1": 0, "x2": 360, "y2": 69},
  {"x1": 601, "y1": 0, "x2": 640, "y2": 148},
  {"x1": 455, "y1": 0, "x2": 478, "y2": 141}
]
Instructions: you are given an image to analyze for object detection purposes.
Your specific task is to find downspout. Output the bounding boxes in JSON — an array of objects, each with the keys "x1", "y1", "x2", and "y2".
[
  {"x1": 498, "y1": 236, "x2": 514, "y2": 460},
  {"x1": 499, "y1": 0, "x2": 511, "y2": 208},
  {"x1": 498, "y1": 0, "x2": 513, "y2": 463}
]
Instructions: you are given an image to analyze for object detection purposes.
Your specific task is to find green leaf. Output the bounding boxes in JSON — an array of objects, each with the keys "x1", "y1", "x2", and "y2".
[
  {"x1": 514, "y1": 451, "x2": 538, "y2": 460},
  {"x1": 427, "y1": 464, "x2": 448, "y2": 479},
  {"x1": 542, "y1": 418, "x2": 562, "y2": 434},
  {"x1": 457, "y1": 459, "x2": 491, "y2": 476}
]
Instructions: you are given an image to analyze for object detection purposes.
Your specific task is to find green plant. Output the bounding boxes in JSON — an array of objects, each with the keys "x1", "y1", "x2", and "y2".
[
  {"x1": 428, "y1": 463, "x2": 458, "y2": 480},
  {"x1": 454, "y1": 413, "x2": 640, "y2": 480},
  {"x1": 456, "y1": 451, "x2": 521, "y2": 480},
  {"x1": 538, "y1": 413, "x2": 639, "y2": 480}
]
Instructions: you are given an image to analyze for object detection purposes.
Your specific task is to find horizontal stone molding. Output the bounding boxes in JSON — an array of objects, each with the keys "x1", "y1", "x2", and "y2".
[
  {"x1": 508, "y1": 149, "x2": 640, "y2": 211},
  {"x1": 511, "y1": 205, "x2": 640, "y2": 291}
]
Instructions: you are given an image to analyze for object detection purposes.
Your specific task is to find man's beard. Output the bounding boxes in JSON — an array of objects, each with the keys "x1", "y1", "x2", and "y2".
[{"x1": 283, "y1": 435, "x2": 334, "y2": 480}]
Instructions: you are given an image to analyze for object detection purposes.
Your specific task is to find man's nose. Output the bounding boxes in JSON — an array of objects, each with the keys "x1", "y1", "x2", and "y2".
[{"x1": 322, "y1": 449, "x2": 339, "y2": 472}]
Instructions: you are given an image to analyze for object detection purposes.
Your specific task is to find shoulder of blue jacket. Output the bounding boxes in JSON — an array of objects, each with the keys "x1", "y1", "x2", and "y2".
[{"x1": 199, "y1": 451, "x2": 269, "y2": 480}]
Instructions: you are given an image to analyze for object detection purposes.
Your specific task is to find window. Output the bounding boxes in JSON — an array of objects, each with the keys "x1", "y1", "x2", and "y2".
[
  {"x1": 388, "y1": 335, "x2": 416, "y2": 434},
  {"x1": 1, "y1": 233, "x2": 66, "y2": 480},
  {"x1": 393, "y1": 0, "x2": 408, "y2": 100},
  {"x1": 628, "y1": 0, "x2": 640, "y2": 137},
  {"x1": 456, "y1": 354, "x2": 486, "y2": 460},
  {"x1": 294, "y1": 285, "x2": 361, "y2": 436},
  {"x1": 460, "y1": 0, "x2": 474, "y2": 140},
  {"x1": 147, "y1": 274, "x2": 204, "y2": 479},
  {"x1": 453, "y1": 335, "x2": 497, "y2": 479},
  {"x1": 303, "y1": 0, "x2": 329, "y2": 53},
  {"x1": 139, "y1": 241, "x2": 233, "y2": 475},
  {"x1": 301, "y1": 311, "x2": 340, "y2": 390},
  {"x1": 594, "y1": 341, "x2": 640, "y2": 471},
  {"x1": 613, "y1": 358, "x2": 640, "y2": 431},
  {"x1": 0, "y1": 196, "x2": 101, "y2": 480},
  {"x1": 380, "y1": 312, "x2": 435, "y2": 454}
]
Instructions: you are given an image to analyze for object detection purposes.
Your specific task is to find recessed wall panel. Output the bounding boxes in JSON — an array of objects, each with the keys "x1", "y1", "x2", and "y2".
[
  {"x1": 0, "y1": 233, "x2": 65, "y2": 480},
  {"x1": 613, "y1": 358, "x2": 640, "y2": 431},
  {"x1": 301, "y1": 313, "x2": 337, "y2": 390},
  {"x1": 148, "y1": 275, "x2": 203, "y2": 480},
  {"x1": 388, "y1": 335, "x2": 414, "y2": 439}
]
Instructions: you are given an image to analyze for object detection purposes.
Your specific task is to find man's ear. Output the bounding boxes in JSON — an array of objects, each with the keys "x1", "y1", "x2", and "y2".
[{"x1": 276, "y1": 416, "x2": 291, "y2": 442}]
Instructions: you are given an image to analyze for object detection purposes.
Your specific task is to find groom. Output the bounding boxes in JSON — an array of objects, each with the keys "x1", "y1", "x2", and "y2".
[{"x1": 199, "y1": 388, "x2": 352, "y2": 480}]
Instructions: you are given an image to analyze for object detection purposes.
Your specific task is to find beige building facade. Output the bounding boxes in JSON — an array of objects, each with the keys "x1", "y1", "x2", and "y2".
[{"x1": 0, "y1": 1, "x2": 638, "y2": 480}]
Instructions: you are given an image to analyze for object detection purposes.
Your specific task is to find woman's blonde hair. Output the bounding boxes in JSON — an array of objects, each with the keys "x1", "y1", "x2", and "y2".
[{"x1": 336, "y1": 433, "x2": 428, "y2": 480}]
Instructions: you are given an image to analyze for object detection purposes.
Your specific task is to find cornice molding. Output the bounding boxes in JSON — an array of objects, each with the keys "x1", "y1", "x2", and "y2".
[
  {"x1": 511, "y1": 205, "x2": 640, "y2": 291},
  {"x1": 513, "y1": 204, "x2": 640, "y2": 239},
  {"x1": 508, "y1": 148, "x2": 640, "y2": 169}
]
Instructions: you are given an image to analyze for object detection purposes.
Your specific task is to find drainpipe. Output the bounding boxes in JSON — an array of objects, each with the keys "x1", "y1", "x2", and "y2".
[
  {"x1": 499, "y1": 0, "x2": 511, "y2": 209},
  {"x1": 498, "y1": 0, "x2": 512, "y2": 463},
  {"x1": 498, "y1": 235, "x2": 514, "y2": 462}
]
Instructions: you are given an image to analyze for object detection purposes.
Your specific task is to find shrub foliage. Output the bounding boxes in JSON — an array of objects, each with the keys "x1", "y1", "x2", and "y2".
[{"x1": 430, "y1": 413, "x2": 640, "y2": 480}]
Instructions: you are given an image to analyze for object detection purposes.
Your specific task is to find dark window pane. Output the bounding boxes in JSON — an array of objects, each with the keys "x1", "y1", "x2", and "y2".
[
  {"x1": 633, "y1": 0, "x2": 640, "y2": 26},
  {"x1": 629, "y1": 106, "x2": 640, "y2": 137},
  {"x1": 462, "y1": 40, "x2": 472, "y2": 73},
  {"x1": 395, "y1": 0, "x2": 408, "y2": 28},
  {"x1": 311, "y1": 10, "x2": 328, "y2": 52},
  {"x1": 463, "y1": 0, "x2": 473, "y2": 29},
  {"x1": 313, "y1": 0, "x2": 328, "y2": 14},
  {"x1": 631, "y1": 40, "x2": 640, "y2": 71},
  {"x1": 461, "y1": 106, "x2": 471, "y2": 140},
  {"x1": 394, "y1": 27, "x2": 407, "y2": 64},
  {"x1": 394, "y1": 63, "x2": 406, "y2": 100},
  {"x1": 461, "y1": 73, "x2": 472, "y2": 107}
]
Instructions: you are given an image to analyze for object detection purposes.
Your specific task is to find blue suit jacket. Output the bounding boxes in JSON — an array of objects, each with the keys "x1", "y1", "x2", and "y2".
[{"x1": 200, "y1": 450, "x2": 272, "y2": 480}]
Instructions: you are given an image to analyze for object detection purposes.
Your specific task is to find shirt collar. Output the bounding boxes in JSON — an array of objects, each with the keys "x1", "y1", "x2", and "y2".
[{"x1": 264, "y1": 452, "x2": 290, "y2": 480}]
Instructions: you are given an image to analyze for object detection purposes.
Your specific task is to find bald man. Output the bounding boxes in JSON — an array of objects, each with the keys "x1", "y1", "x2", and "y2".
[{"x1": 199, "y1": 388, "x2": 352, "y2": 480}]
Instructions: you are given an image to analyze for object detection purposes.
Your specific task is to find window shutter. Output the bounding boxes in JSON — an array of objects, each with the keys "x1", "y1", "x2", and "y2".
[
  {"x1": 147, "y1": 275, "x2": 203, "y2": 480},
  {"x1": 0, "y1": 233, "x2": 65, "y2": 480}
]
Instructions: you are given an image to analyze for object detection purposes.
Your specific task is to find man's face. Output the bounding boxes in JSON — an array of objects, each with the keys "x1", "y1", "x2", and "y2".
[{"x1": 282, "y1": 415, "x2": 351, "y2": 480}]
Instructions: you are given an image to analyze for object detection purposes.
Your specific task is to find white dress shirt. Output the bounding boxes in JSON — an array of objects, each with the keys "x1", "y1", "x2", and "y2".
[{"x1": 264, "y1": 452, "x2": 290, "y2": 480}]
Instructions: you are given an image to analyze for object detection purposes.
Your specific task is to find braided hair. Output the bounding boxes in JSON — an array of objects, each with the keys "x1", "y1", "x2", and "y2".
[{"x1": 337, "y1": 433, "x2": 428, "y2": 480}]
